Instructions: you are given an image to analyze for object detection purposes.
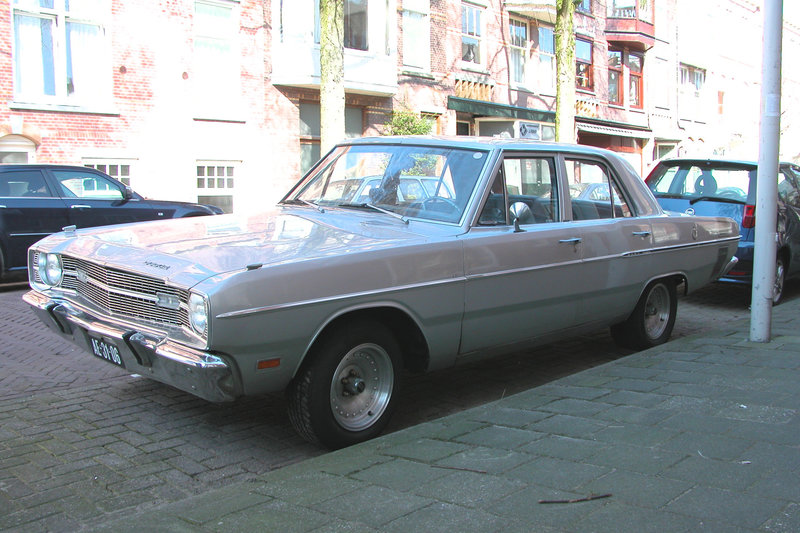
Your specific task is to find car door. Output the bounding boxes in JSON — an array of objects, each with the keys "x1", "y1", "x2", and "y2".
[
  {"x1": 778, "y1": 166, "x2": 800, "y2": 274},
  {"x1": 0, "y1": 169, "x2": 71, "y2": 272},
  {"x1": 562, "y1": 156, "x2": 655, "y2": 328},
  {"x1": 460, "y1": 154, "x2": 585, "y2": 354},
  {"x1": 49, "y1": 168, "x2": 157, "y2": 229}
]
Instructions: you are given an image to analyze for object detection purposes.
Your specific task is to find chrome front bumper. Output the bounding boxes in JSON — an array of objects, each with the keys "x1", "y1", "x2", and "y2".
[{"x1": 23, "y1": 290, "x2": 239, "y2": 403}]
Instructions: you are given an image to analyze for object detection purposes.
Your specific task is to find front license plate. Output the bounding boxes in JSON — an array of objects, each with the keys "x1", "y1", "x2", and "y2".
[{"x1": 89, "y1": 336, "x2": 125, "y2": 368}]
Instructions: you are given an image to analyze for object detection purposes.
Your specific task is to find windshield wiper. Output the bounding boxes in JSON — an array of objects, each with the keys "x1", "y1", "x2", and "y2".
[
  {"x1": 339, "y1": 203, "x2": 409, "y2": 224},
  {"x1": 689, "y1": 196, "x2": 746, "y2": 205},
  {"x1": 285, "y1": 198, "x2": 326, "y2": 213}
]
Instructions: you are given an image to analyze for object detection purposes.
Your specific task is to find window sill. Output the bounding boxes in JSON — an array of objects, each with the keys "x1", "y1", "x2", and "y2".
[
  {"x1": 401, "y1": 69, "x2": 435, "y2": 80},
  {"x1": 9, "y1": 100, "x2": 119, "y2": 116},
  {"x1": 460, "y1": 63, "x2": 490, "y2": 76}
]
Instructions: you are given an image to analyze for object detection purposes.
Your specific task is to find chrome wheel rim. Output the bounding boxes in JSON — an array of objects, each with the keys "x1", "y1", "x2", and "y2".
[
  {"x1": 773, "y1": 260, "x2": 785, "y2": 304},
  {"x1": 643, "y1": 284, "x2": 670, "y2": 340},
  {"x1": 330, "y1": 343, "x2": 394, "y2": 431}
]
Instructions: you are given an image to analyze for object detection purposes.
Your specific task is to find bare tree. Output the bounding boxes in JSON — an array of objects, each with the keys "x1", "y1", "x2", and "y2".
[
  {"x1": 555, "y1": 0, "x2": 578, "y2": 143},
  {"x1": 319, "y1": 0, "x2": 345, "y2": 154}
]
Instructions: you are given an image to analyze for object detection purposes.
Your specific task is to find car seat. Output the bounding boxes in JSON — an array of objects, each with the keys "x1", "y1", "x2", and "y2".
[{"x1": 694, "y1": 171, "x2": 717, "y2": 196}]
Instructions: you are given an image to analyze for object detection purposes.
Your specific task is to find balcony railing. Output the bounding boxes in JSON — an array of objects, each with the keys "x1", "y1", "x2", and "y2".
[{"x1": 607, "y1": 0, "x2": 653, "y2": 24}]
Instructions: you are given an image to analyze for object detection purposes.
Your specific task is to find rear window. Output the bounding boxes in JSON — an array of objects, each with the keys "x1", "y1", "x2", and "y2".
[{"x1": 647, "y1": 163, "x2": 753, "y2": 203}]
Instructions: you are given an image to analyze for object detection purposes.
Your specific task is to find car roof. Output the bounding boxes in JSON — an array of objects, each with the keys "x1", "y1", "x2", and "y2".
[
  {"x1": 0, "y1": 163, "x2": 104, "y2": 171},
  {"x1": 656, "y1": 157, "x2": 797, "y2": 168},
  {"x1": 341, "y1": 135, "x2": 621, "y2": 157}
]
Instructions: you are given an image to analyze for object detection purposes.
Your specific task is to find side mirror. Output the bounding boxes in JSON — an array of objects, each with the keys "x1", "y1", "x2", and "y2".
[
  {"x1": 123, "y1": 186, "x2": 134, "y2": 200},
  {"x1": 509, "y1": 202, "x2": 533, "y2": 232}
]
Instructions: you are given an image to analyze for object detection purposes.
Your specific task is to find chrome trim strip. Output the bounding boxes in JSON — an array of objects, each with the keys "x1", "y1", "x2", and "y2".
[
  {"x1": 216, "y1": 236, "x2": 740, "y2": 320},
  {"x1": 216, "y1": 276, "x2": 467, "y2": 319},
  {"x1": 10, "y1": 232, "x2": 52, "y2": 237}
]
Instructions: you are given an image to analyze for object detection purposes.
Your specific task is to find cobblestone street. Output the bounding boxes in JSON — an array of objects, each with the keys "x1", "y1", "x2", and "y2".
[{"x1": 0, "y1": 280, "x2": 771, "y2": 530}]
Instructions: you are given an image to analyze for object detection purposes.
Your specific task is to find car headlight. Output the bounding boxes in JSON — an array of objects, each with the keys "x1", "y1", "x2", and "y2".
[
  {"x1": 37, "y1": 253, "x2": 63, "y2": 287},
  {"x1": 188, "y1": 293, "x2": 208, "y2": 336}
]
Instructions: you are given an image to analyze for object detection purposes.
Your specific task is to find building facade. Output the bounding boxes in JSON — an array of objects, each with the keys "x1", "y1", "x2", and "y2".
[{"x1": 2, "y1": 0, "x2": 799, "y2": 213}]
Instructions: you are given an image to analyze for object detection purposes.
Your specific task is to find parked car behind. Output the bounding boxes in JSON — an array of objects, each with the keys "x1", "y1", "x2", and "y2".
[
  {"x1": 0, "y1": 164, "x2": 223, "y2": 280},
  {"x1": 646, "y1": 158, "x2": 800, "y2": 303},
  {"x1": 24, "y1": 137, "x2": 739, "y2": 448}
]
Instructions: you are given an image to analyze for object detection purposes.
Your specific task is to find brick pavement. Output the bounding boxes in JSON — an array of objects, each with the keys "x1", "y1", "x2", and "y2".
[
  {"x1": 90, "y1": 294, "x2": 800, "y2": 533},
  {"x1": 0, "y1": 281, "x2": 771, "y2": 531}
]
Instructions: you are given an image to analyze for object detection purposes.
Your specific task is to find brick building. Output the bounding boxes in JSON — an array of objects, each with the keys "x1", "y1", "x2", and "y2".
[{"x1": 2, "y1": 0, "x2": 799, "y2": 213}]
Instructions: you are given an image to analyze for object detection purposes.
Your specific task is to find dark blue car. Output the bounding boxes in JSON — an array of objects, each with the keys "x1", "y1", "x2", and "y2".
[
  {"x1": 646, "y1": 158, "x2": 800, "y2": 303},
  {"x1": 0, "y1": 165, "x2": 223, "y2": 281}
]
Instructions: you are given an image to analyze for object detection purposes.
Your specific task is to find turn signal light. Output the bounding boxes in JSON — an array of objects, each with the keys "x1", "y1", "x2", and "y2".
[
  {"x1": 742, "y1": 205, "x2": 756, "y2": 229},
  {"x1": 257, "y1": 358, "x2": 281, "y2": 370}
]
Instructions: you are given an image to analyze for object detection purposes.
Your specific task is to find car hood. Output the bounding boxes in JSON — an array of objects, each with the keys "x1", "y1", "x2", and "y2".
[{"x1": 39, "y1": 207, "x2": 439, "y2": 287}]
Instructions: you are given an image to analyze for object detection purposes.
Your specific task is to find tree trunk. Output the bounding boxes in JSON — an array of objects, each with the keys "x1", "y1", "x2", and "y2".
[
  {"x1": 320, "y1": 0, "x2": 345, "y2": 155},
  {"x1": 555, "y1": 0, "x2": 577, "y2": 143}
]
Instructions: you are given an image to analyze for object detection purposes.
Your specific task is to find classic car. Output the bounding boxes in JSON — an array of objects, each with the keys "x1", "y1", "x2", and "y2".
[
  {"x1": 646, "y1": 158, "x2": 800, "y2": 303},
  {"x1": 24, "y1": 137, "x2": 739, "y2": 449},
  {"x1": 1, "y1": 164, "x2": 223, "y2": 281}
]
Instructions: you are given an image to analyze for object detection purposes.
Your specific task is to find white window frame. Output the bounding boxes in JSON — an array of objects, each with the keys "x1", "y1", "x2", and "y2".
[
  {"x1": 402, "y1": 0, "x2": 430, "y2": 71},
  {"x1": 461, "y1": 2, "x2": 484, "y2": 69},
  {"x1": 196, "y1": 160, "x2": 238, "y2": 213},
  {"x1": 82, "y1": 159, "x2": 136, "y2": 187},
  {"x1": 11, "y1": 0, "x2": 111, "y2": 108},
  {"x1": 509, "y1": 18, "x2": 528, "y2": 86},
  {"x1": 192, "y1": 0, "x2": 240, "y2": 117},
  {"x1": 536, "y1": 25, "x2": 556, "y2": 95}
]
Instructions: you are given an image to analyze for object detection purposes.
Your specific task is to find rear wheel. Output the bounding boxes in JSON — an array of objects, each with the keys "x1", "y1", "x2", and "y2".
[
  {"x1": 611, "y1": 279, "x2": 677, "y2": 350},
  {"x1": 287, "y1": 319, "x2": 402, "y2": 449},
  {"x1": 773, "y1": 256, "x2": 786, "y2": 305}
]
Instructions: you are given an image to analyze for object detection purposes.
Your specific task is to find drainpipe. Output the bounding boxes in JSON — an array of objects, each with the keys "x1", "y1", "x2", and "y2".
[{"x1": 750, "y1": 0, "x2": 783, "y2": 342}]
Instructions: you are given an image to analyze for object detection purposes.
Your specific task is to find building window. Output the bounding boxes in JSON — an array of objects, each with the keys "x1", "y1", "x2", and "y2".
[
  {"x1": 509, "y1": 19, "x2": 528, "y2": 85},
  {"x1": 576, "y1": 38, "x2": 593, "y2": 91},
  {"x1": 196, "y1": 161, "x2": 237, "y2": 213},
  {"x1": 402, "y1": 0, "x2": 430, "y2": 70},
  {"x1": 536, "y1": 26, "x2": 556, "y2": 93},
  {"x1": 193, "y1": 1, "x2": 239, "y2": 109},
  {"x1": 12, "y1": 0, "x2": 110, "y2": 105},
  {"x1": 681, "y1": 64, "x2": 705, "y2": 93},
  {"x1": 344, "y1": 0, "x2": 368, "y2": 51},
  {"x1": 608, "y1": 50, "x2": 623, "y2": 105},
  {"x1": 627, "y1": 52, "x2": 643, "y2": 109},
  {"x1": 83, "y1": 160, "x2": 133, "y2": 187},
  {"x1": 577, "y1": 0, "x2": 592, "y2": 13},
  {"x1": 608, "y1": 0, "x2": 652, "y2": 22},
  {"x1": 299, "y1": 103, "x2": 364, "y2": 175},
  {"x1": 461, "y1": 3, "x2": 482, "y2": 65}
]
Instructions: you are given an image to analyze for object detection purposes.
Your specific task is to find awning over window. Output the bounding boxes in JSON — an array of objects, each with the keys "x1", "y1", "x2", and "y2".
[
  {"x1": 504, "y1": 0, "x2": 557, "y2": 24},
  {"x1": 447, "y1": 97, "x2": 555, "y2": 123},
  {"x1": 577, "y1": 120, "x2": 651, "y2": 139}
]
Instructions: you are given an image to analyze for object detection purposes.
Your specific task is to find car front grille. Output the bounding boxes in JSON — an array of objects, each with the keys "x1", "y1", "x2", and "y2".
[{"x1": 34, "y1": 252, "x2": 190, "y2": 329}]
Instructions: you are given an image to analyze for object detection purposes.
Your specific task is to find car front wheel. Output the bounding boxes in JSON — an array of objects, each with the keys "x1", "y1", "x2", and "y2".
[
  {"x1": 287, "y1": 319, "x2": 401, "y2": 449},
  {"x1": 611, "y1": 279, "x2": 677, "y2": 350}
]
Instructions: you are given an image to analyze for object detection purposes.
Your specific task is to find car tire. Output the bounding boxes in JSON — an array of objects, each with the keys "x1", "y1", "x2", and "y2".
[
  {"x1": 610, "y1": 279, "x2": 677, "y2": 350},
  {"x1": 773, "y1": 256, "x2": 786, "y2": 305},
  {"x1": 287, "y1": 319, "x2": 402, "y2": 449}
]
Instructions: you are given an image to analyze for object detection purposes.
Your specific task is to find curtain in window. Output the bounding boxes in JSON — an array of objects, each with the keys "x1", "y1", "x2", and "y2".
[
  {"x1": 66, "y1": 22, "x2": 103, "y2": 101},
  {"x1": 13, "y1": 14, "x2": 56, "y2": 97}
]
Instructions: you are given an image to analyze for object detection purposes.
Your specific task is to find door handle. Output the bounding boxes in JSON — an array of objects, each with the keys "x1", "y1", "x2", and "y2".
[
  {"x1": 71, "y1": 205, "x2": 92, "y2": 209},
  {"x1": 632, "y1": 231, "x2": 651, "y2": 237},
  {"x1": 558, "y1": 237, "x2": 582, "y2": 244}
]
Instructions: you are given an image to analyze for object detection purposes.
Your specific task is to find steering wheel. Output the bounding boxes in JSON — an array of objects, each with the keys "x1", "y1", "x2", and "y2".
[
  {"x1": 716, "y1": 187, "x2": 746, "y2": 200},
  {"x1": 417, "y1": 196, "x2": 459, "y2": 213}
]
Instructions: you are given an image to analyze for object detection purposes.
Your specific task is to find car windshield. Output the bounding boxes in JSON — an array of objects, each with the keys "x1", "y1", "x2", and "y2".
[
  {"x1": 287, "y1": 144, "x2": 489, "y2": 223},
  {"x1": 646, "y1": 162, "x2": 753, "y2": 203}
]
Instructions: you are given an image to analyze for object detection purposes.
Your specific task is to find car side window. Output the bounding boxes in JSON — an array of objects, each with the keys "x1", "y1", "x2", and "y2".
[
  {"x1": 778, "y1": 170, "x2": 800, "y2": 207},
  {"x1": 565, "y1": 159, "x2": 631, "y2": 220},
  {"x1": 52, "y1": 170, "x2": 124, "y2": 200},
  {"x1": 0, "y1": 170, "x2": 53, "y2": 198},
  {"x1": 478, "y1": 157, "x2": 558, "y2": 225}
]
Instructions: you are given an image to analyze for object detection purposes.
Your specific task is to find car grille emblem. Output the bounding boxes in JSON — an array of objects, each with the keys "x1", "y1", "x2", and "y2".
[
  {"x1": 76, "y1": 269, "x2": 88, "y2": 283},
  {"x1": 685, "y1": 207, "x2": 695, "y2": 215}
]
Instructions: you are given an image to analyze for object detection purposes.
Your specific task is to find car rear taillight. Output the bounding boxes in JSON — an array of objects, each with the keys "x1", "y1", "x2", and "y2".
[{"x1": 742, "y1": 205, "x2": 756, "y2": 229}]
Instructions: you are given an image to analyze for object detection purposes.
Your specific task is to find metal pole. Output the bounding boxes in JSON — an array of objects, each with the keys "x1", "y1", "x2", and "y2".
[{"x1": 750, "y1": 0, "x2": 783, "y2": 342}]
